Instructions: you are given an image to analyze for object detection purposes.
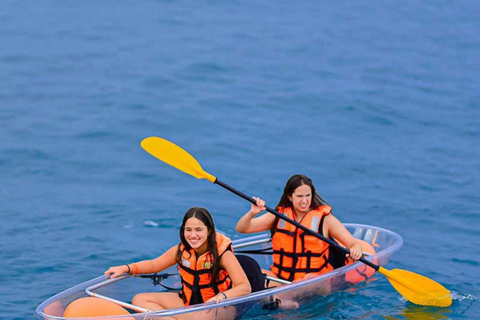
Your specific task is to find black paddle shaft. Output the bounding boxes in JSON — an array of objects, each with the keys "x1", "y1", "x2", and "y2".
[{"x1": 215, "y1": 179, "x2": 379, "y2": 271}]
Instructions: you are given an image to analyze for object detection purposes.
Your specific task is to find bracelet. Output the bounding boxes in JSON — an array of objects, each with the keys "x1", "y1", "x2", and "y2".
[
  {"x1": 125, "y1": 264, "x2": 131, "y2": 273},
  {"x1": 220, "y1": 292, "x2": 227, "y2": 300}
]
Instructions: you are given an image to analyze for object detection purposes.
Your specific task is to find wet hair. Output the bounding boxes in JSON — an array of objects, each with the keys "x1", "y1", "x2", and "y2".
[
  {"x1": 272, "y1": 174, "x2": 330, "y2": 236},
  {"x1": 176, "y1": 207, "x2": 221, "y2": 286}
]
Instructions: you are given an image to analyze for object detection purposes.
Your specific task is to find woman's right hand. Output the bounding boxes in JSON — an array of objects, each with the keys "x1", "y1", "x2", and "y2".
[
  {"x1": 104, "y1": 265, "x2": 128, "y2": 278},
  {"x1": 236, "y1": 197, "x2": 273, "y2": 233},
  {"x1": 250, "y1": 197, "x2": 266, "y2": 216}
]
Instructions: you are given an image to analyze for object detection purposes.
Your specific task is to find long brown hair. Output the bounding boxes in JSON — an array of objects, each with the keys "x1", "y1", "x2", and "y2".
[
  {"x1": 176, "y1": 207, "x2": 221, "y2": 286},
  {"x1": 272, "y1": 174, "x2": 329, "y2": 235}
]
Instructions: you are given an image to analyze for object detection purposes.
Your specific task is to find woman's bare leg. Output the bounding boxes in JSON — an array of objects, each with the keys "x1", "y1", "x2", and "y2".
[
  {"x1": 132, "y1": 292, "x2": 184, "y2": 311},
  {"x1": 260, "y1": 269, "x2": 300, "y2": 310}
]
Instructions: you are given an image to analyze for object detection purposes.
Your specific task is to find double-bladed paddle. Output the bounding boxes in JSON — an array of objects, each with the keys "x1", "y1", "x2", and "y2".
[{"x1": 140, "y1": 136, "x2": 452, "y2": 307}]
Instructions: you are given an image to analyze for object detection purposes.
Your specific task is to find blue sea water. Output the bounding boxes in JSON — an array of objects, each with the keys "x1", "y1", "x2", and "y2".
[{"x1": 1, "y1": 1, "x2": 479, "y2": 319}]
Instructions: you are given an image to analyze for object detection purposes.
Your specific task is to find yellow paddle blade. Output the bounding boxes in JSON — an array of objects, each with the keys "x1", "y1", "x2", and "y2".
[
  {"x1": 141, "y1": 137, "x2": 216, "y2": 183},
  {"x1": 378, "y1": 267, "x2": 452, "y2": 307}
]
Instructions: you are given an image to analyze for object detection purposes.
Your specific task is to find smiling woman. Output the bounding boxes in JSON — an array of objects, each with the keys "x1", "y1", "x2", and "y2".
[{"x1": 104, "y1": 207, "x2": 251, "y2": 319}]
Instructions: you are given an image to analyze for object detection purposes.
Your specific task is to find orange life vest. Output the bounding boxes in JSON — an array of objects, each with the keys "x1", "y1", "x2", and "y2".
[
  {"x1": 271, "y1": 205, "x2": 336, "y2": 281},
  {"x1": 177, "y1": 232, "x2": 232, "y2": 305}
]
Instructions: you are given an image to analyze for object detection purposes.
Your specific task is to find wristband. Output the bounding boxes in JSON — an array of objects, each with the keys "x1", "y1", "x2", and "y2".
[
  {"x1": 125, "y1": 264, "x2": 131, "y2": 273},
  {"x1": 132, "y1": 263, "x2": 139, "y2": 275}
]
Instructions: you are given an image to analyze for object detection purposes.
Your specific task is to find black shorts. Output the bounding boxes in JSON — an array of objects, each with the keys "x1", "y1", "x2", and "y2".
[
  {"x1": 234, "y1": 255, "x2": 266, "y2": 319},
  {"x1": 236, "y1": 254, "x2": 265, "y2": 292}
]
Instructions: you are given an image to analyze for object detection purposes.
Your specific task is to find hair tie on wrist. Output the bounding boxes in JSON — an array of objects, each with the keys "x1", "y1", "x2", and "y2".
[
  {"x1": 221, "y1": 292, "x2": 227, "y2": 300},
  {"x1": 132, "y1": 263, "x2": 139, "y2": 275},
  {"x1": 125, "y1": 264, "x2": 131, "y2": 273}
]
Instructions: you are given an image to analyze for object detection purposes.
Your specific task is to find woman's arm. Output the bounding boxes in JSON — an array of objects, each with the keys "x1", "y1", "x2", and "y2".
[
  {"x1": 105, "y1": 245, "x2": 178, "y2": 278},
  {"x1": 324, "y1": 215, "x2": 363, "y2": 261},
  {"x1": 236, "y1": 197, "x2": 276, "y2": 233},
  {"x1": 208, "y1": 250, "x2": 251, "y2": 303}
]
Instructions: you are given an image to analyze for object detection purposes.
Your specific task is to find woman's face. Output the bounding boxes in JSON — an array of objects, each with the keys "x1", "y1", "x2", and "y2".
[
  {"x1": 184, "y1": 216, "x2": 210, "y2": 253},
  {"x1": 288, "y1": 184, "x2": 312, "y2": 215}
]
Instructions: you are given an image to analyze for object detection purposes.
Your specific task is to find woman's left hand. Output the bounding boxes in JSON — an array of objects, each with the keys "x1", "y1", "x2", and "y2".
[{"x1": 347, "y1": 241, "x2": 363, "y2": 261}]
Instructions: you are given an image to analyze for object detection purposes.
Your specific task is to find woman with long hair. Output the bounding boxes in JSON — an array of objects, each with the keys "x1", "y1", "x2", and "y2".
[
  {"x1": 236, "y1": 174, "x2": 363, "y2": 283},
  {"x1": 106, "y1": 207, "x2": 251, "y2": 313}
]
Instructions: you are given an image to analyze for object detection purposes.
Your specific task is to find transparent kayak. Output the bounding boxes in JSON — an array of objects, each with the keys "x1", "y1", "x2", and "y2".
[{"x1": 36, "y1": 223, "x2": 403, "y2": 320}]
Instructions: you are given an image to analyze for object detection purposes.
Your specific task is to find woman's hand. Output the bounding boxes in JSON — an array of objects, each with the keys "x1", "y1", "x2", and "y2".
[
  {"x1": 207, "y1": 292, "x2": 228, "y2": 304},
  {"x1": 249, "y1": 197, "x2": 266, "y2": 216},
  {"x1": 236, "y1": 197, "x2": 274, "y2": 233},
  {"x1": 347, "y1": 241, "x2": 363, "y2": 261},
  {"x1": 104, "y1": 265, "x2": 128, "y2": 278}
]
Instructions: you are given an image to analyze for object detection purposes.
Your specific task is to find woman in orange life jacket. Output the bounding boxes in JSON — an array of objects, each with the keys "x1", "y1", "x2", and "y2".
[
  {"x1": 236, "y1": 174, "x2": 363, "y2": 284},
  {"x1": 105, "y1": 207, "x2": 251, "y2": 314}
]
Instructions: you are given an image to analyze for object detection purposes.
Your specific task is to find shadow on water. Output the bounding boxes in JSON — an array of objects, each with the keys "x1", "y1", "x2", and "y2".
[
  {"x1": 376, "y1": 290, "x2": 476, "y2": 320},
  {"x1": 383, "y1": 305, "x2": 452, "y2": 320},
  {"x1": 383, "y1": 291, "x2": 477, "y2": 320}
]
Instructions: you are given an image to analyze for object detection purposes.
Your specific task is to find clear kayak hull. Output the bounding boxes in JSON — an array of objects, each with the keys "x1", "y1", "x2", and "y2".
[{"x1": 36, "y1": 224, "x2": 403, "y2": 320}]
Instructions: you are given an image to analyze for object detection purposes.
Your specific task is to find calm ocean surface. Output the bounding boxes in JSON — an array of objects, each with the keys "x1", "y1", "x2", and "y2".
[{"x1": 1, "y1": 1, "x2": 479, "y2": 319}]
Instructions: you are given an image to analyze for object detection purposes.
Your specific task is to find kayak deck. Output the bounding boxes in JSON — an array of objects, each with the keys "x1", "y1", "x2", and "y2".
[{"x1": 36, "y1": 223, "x2": 403, "y2": 320}]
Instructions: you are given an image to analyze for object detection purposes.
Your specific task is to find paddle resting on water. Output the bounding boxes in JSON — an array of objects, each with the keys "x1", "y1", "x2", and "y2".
[{"x1": 140, "y1": 136, "x2": 452, "y2": 307}]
